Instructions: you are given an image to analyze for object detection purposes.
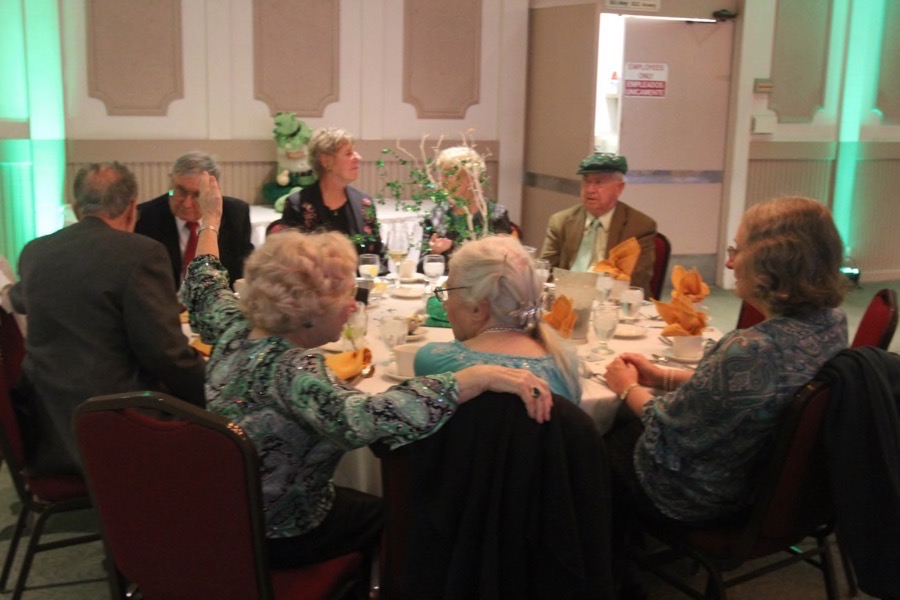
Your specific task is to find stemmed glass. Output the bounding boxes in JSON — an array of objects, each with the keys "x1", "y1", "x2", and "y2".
[
  {"x1": 385, "y1": 227, "x2": 410, "y2": 287},
  {"x1": 619, "y1": 286, "x2": 644, "y2": 323},
  {"x1": 422, "y1": 254, "x2": 445, "y2": 292},
  {"x1": 591, "y1": 302, "x2": 619, "y2": 358},
  {"x1": 341, "y1": 302, "x2": 368, "y2": 351},
  {"x1": 534, "y1": 259, "x2": 550, "y2": 284},
  {"x1": 379, "y1": 316, "x2": 408, "y2": 366},
  {"x1": 595, "y1": 272, "x2": 614, "y2": 304},
  {"x1": 358, "y1": 254, "x2": 379, "y2": 280}
]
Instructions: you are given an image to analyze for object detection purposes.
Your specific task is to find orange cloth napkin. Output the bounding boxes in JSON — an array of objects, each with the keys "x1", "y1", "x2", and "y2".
[
  {"x1": 654, "y1": 295, "x2": 709, "y2": 336},
  {"x1": 325, "y1": 348, "x2": 373, "y2": 381},
  {"x1": 671, "y1": 265, "x2": 710, "y2": 303},
  {"x1": 543, "y1": 295, "x2": 577, "y2": 338},
  {"x1": 592, "y1": 237, "x2": 640, "y2": 281},
  {"x1": 190, "y1": 337, "x2": 212, "y2": 357}
]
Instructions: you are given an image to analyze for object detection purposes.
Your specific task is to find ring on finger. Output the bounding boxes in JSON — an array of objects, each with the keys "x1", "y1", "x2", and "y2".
[{"x1": 530, "y1": 386, "x2": 541, "y2": 399}]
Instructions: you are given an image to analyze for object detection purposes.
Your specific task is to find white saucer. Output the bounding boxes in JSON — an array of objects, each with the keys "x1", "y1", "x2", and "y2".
[
  {"x1": 664, "y1": 348, "x2": 702, "y2": 364},
  {"x1": 390, "y1": 285, "x2": 427, "y2": 299},
  {"x1": 384, "y1": 367, "x2": 413, "y2": 382},
  {"x1": 319, "y1": 341, "x2": 343, "y2": 353},
  {"x1": 614, "y1": 324, "x2": 647, "y2": 339},
  {"x1": 387, "y1": 273, "x2": 425, "y2": 284},
  {"x1": 406, "y1": 332, "x2": 426, "y2": 342}
]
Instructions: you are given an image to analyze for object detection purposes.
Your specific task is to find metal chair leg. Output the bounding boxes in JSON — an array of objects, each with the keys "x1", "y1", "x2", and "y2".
[{"x1": 0, "y1": 507, "x2": 30, "y2": 591}]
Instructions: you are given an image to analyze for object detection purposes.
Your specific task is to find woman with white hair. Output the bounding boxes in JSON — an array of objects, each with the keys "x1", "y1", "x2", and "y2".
[
  {"x1": 182, "y1": 173, "x2": 552, "y2": 569},
  {"x1": 420, "y1": 146, "x2": 512, "y2": 268},
  {"x1": 281, "y1": 127, "x2": 383, "y2": 260},
  {"x1": 415, "y1": 235, "x2": 581, "y2": 403}
]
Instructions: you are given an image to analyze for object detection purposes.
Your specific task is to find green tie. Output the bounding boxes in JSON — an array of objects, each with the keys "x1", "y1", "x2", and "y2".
[{"x1": 571, "y1": 217, "x2": 600, "y2": 272}]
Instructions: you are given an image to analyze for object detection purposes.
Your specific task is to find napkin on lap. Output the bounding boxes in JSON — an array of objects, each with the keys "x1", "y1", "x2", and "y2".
[
  {"x1": 671, "y1": 265, "x2": 710, "y2": 303},
  {"x1": 654, "y1": 295, "x2": 708, "y2": 336},
  {"x1": 325, "y1": 348, "x2": 373, "y2": 381},
  {"x1": 543, "y1": 295, "x2": 577, "y2": 338},
  {"x1": 592, "y1": 237, "x2": 640, "y2": 281},
  {"x1": 190, "y1": 337, "x2": 212, "y2": 357}
]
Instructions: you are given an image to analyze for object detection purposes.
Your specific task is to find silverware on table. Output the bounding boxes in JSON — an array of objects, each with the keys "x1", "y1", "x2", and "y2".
[{"x1": 651, "y1": 353, "x2": 695, "y2": 370}]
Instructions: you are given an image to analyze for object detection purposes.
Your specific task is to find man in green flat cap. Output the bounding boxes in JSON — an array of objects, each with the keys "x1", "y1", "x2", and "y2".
[{"x1": 539, "y1": 152, "x2": 657, "y2": 294}]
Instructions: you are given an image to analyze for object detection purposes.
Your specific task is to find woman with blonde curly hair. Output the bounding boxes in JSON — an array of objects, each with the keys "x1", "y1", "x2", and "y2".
[
  {"x1": 182, "y1": 173, "x2": 552, "y2": 569},
  {"x1": 415, "y1": 235, "x2": 581, "y2": 402}
]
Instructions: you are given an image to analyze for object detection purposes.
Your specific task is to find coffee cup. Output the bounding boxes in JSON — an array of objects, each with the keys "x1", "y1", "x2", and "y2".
[
  {"x1": 394, "y1": 343, "x2": 423, "y2": 377},
  {"x1": 672, "y1": 335, "x2": 703, "y2": 360},
  {"x1": 398, "y1": 260, "x2": 416, "y2": 280}
]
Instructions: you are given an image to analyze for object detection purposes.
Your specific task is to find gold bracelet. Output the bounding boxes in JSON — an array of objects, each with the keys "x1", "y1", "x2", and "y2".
[
  {"x1": 619, "y1": 382, "x2": 640, "y2": 402},
  {"x1": 198, "y1": 225, "x2": 219, "y2": 236}
]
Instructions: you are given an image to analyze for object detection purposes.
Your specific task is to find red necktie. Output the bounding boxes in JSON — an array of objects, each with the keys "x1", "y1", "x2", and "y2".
[{"x1": 182, "y1": 221, "x2": 199, "y2": 279}]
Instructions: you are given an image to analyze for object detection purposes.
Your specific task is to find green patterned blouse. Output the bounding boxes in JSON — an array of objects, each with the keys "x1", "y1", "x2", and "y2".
[{"x1": 182, "y1": 255, "x2": 459, "y2": 538}]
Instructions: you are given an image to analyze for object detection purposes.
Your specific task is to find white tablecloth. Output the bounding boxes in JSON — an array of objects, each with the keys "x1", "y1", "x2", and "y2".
[{"x1": 332, "y1": 290, "x2": 721, "y2": 495}]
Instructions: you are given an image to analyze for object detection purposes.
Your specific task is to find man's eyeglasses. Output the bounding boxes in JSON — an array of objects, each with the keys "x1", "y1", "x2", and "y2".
[
  {"x1": 433, "y1": 286, "x2": 469, "y2": 303},
  {"x1": 726, "y1": 245, "x2": 740, "y2": 261},
  {"x1": 169, "y1": 185, "x2": 200, "y2": 201}
]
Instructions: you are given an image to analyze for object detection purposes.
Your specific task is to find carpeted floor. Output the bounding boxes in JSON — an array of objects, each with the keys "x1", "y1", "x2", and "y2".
[{"x1": 0, "y1": 280, "x2": 894, "y2": 598}]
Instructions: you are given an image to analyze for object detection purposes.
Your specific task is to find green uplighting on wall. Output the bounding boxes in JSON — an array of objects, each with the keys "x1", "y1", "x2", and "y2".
[{"x1": 832, "y1": 0, "x2": 885, "y2": 257}]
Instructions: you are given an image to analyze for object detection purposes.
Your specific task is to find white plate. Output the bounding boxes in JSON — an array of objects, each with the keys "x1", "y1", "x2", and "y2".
[
  {"x1": 406, "y1": 332, "x2": 426, "y2": 342},
  {"x1": 383, "y1": 367, "x2": 413, "y2": 382},
  {"x1": 318, "y1": 341, "x2": 343, "y2": 353},
  {"x1": 664, "y1": 348, "x2": 702, "y2": 364},
  {"x1": 390, "y1": 285, "x2": 427, "y2": 299},
  {"x1": 386, "y1": 273, "x2": 425, "y2": 284},
  {"x1": 614, "y1": 324, "x2": 647, "y2": 339}
]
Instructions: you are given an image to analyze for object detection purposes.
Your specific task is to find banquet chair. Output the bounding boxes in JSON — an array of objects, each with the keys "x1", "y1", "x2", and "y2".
[
  {"x1": 735, "y1": 300, "x2": 766, "y2": 330},
  {"x1": 850, "y1": 287, "x2": 898, "y2": 350},
  {"x1": 74, "y1": 391, "x2": 366, "y2": 600},
  {"x1": 633, "y1": 378, "x2": 839, "y2": 600},
  {"x1": 650, "y1": 232, "x2": 671, "y2": 300},
  {"x1": 0, "y1": 344, "x2": 101, "y2": 600},
  {"x1": 376, "y1": 393, "x2": 614, "y2": 599},
  {"x1": 0, "y1": 306, "x2": 25, "y2": 387}
]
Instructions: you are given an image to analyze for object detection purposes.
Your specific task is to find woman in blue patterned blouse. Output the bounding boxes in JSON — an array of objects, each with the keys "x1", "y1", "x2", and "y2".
[
  {"x1": 182, "y1": 173, "x2": 552, "y2": 568},
  {"x1": 415, "y1": 235, "x2": 581, "y2": 403},
  {"x1": 604, "y1": 196, "x2": 848, "y2": 525}
]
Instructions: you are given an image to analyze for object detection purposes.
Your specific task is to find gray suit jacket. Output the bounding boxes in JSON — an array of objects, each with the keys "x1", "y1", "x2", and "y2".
[
  {"x1": 539, "y1": 201, "x2": 657, "y2": 294},
  {"x1": 10, "y1": 217, "x2": 206, "y2": 475}
]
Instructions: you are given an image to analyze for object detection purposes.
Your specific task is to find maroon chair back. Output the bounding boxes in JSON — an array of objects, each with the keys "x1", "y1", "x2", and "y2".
[
  {"x1": 75, "y1": 392, "x2": 363, "y2": 600},
  {"x1": 851, "y1": 288, "x2": 898, "y2": 350},
  {"x1": 650, "y1": 232, "x2": 671, "y2": 300},
  {"x1": 736, "y1": 301, "x2": 766, "y2": 330},
  {"x1": 0, "y1": 352, "x2": 27, "y2": 471}
]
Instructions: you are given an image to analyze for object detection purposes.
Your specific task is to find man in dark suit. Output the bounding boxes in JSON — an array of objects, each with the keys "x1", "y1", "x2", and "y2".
[
  {"x1": 135, "y1": 151, "x2": 253, "y2": 286},
  {"x1": 10, "y1": 162, "x2": 206, "y2": 475},
  {"x1": 540, "y1": 152, "x2": 657, "y2": 294}
]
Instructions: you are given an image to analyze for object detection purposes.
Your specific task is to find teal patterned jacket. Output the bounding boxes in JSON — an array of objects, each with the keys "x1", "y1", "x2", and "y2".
[
  {"x1": 635, "y1": 308, "x2": 847, "y2": 522},
  {"x1": 182, "y1": 256, "x2": 459, "y2": 538}
]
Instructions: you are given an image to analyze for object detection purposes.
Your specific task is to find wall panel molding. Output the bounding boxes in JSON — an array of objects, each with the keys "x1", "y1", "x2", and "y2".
[
  {"x1": 403, "y1": 0, "x2": 481, "y2": 118},
  {"x1": 768, "y1": 0, "x2": 831, "y2": 123},
  {"x1": 253, "y1": 0, "x2": 339, "y2": 117},
  {"x1": 877, "y1": 1, "x2": 900, "y2": 124},
  {"x1": 86, "y1": 0, "x2": 183, "y2": 116}
]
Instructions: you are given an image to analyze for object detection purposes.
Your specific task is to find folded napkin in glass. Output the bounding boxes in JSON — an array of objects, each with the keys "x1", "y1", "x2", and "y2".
[{"x1": 325, "y1": 348, "x2": 373, "y2": 381}]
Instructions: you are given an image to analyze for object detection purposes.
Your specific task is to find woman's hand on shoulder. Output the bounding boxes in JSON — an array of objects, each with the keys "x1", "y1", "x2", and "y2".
[{"x1": 454, "y1": 365, "x2": 553, "y2": 423}]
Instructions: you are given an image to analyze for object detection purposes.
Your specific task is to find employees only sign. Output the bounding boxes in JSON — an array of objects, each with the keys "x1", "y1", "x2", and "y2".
[{"x1": 623, "y1": 62, "x2": 668, "y2": 98}]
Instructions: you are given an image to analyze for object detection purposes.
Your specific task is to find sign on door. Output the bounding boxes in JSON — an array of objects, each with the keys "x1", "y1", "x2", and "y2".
[{"x1": 623, "y1": 62, "x2": 668, "y2": 98}]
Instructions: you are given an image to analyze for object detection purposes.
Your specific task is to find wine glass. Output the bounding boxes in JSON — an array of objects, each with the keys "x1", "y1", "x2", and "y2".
[
  {"x1": 385, "y1": 228, "x2": 410, "y2": 286},
  {"x1": 379, "y1": 316, "x2": 408, "y2": 365},
  {"x1": 358, "y1": 254, "x2": 379, "y2": 280},
  {"x1": 422, "y1": 254, "x2": 446, "y2": 291},
  {"x1": 619, "y1": 286, "x2": 644, "y2": 323},
  {"x1": 534, "y1": 259, "x2": 550, "y2": 284},
  {"x1": 595, "y1": 272, "x2": 614, "y2": 304},
  {"x1": 341, "y1": 302, "x2": 368, "y2": 351},
  {"x1": 591, "y1": 302, "x2": 619, "y2": 358}
]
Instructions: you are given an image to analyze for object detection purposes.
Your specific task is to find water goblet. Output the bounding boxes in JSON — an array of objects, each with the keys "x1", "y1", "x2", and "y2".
[
  {"x1": 379, "y1": 316, "x2": 408, "y2": 365},
  {"x1": 341, "y1": 302, "x2": 368, "y2": 351},
  {"x1": 619, "y1": 286, "x2": 644, "y2": 323},
  {"x1": 534, "y1": 259, "x2": 550, "y2": 285},
  {"x1": 591, "y1": 302, "x2": 619, "y2": 358},
  {"x1": 358, "y1": 254, "x2": 379, "y2": 280},
  {"x1": 595, "y1": 272, "x2": 614, "y2": 304},
  {"x1": 422, "y1": 254, "x2": 446, "y2": 292}
]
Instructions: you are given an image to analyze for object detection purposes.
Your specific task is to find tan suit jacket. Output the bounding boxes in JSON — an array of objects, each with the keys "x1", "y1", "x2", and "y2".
[{"x1": 539, "y1": 201, "x2": 657, "y2": 294}]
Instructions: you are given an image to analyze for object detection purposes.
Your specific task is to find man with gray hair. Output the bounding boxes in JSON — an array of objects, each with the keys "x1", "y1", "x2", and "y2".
[
  {"x1": 135, "y1": 151, "x2": 253, "y2": 285},
  {"x1": 10, "y1": 162, "x2": 206, "y2": 475}
]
